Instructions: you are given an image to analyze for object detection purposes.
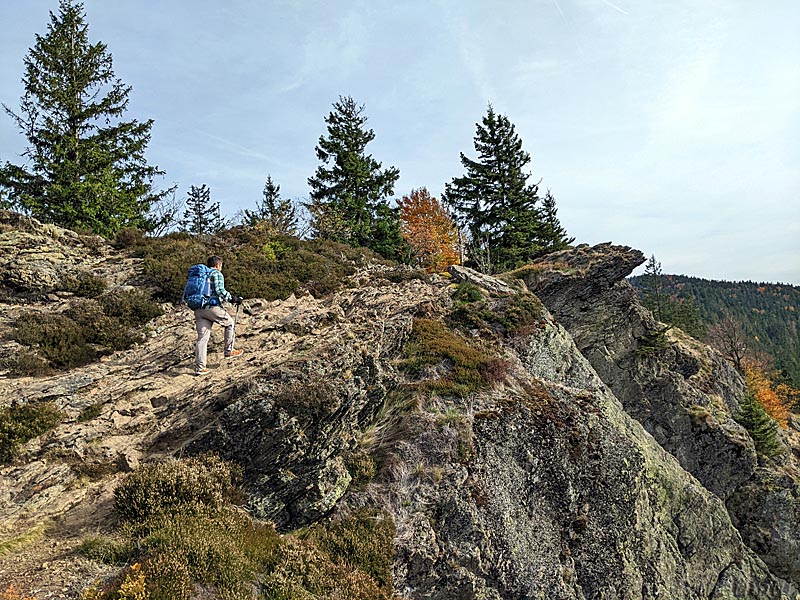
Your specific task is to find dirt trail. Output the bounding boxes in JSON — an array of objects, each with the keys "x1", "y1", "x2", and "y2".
[{"x1": 0, "y1": 274, "x2": 442, "y2": 597}]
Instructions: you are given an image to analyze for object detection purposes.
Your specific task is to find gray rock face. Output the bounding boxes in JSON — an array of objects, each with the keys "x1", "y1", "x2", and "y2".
[
  {"x1": 367, "y1": 292, "x2": 794, "y2": 599},
  {"x1": 520, "y1": 242, "x2": 800, "y2": 588}
]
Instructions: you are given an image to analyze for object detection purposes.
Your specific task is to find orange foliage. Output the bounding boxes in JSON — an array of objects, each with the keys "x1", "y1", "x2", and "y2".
[
  {"x1": 743, "y1": 358, "x2": 791, "y2": 428},
  {"x1": 1, "y1": 586, "x2": 37, "y2": 600},
  {"x1": 398, "y1": 188, "x2": 459, "y2": 272}
]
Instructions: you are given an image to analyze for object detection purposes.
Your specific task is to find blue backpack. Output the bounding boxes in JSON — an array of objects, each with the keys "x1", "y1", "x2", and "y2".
[{"x1": 183, "y1": 264, "x2": 220, "y2": 309}]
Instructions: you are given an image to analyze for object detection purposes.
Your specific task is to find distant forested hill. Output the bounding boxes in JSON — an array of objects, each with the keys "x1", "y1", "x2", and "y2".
[{"x1": 629, "y1": 275, "x2": 800, "y2": 387}]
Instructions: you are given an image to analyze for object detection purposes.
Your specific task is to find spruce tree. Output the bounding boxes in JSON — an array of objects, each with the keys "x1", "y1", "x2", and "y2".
[
  {"x1": 242, "y1": 175, "x2": 297, "y2": 235},
  {"x1": 307, "y1": 95, "x2": 401, "y2": 258},
  {"x1": 443, "y1": 105, "x2": 565, "y2": 272},
  {"x1": 641, "y1": 255, "x2": 666, "y2": 322},
  {"x1": 180, "y1": 184, "x2": 226, "y2": 235},
  {"x1": 540, "y1": 189, "x2": 574, "y2": 253},
  {"x1": 0, "y1": 0, "x2": 170, "y2": 237}
]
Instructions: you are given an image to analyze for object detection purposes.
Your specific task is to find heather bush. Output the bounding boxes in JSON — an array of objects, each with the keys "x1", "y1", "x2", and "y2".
[
  {"x1": 139, "y1": 228, "x2": 378, "y2": 302},
  {"x1": 402, "y1": 318, "x2": 509, "y2": 397},
  {"x1": 0, "y1": 401, "x2": 62, "y2": 464},
  {"x1": 12, "y1": 289, "x2": 162, "y2": 375},
  {"x1": 14, "y1": 313, "x2": 93, "y2": 368},
  {"x1": 449, "y1": 292, "x2": 544, "y2": 337},
  {"x1": 60, "y1": 271, "x2": 108, "y2": 298},
  {"x1": 114, "y1": 454, "x2": 242, "y2": 523},
  {"x1": 99, "y1": 289, "x2": 163, "y2": 325},
  {"x1": 86, "y1": 455, "x2": 397, "y2": 599}
]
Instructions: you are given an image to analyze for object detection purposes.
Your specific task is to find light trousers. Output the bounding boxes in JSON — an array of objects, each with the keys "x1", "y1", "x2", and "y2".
[{"x1": 194, "y1": 305, "x2": 235, "y2": 371}]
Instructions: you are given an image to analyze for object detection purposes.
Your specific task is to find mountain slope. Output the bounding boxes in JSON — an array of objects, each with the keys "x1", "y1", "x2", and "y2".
[
  {"x1": 0, "y1": 215, "x2": 798, "y2": 599},
  {"x1": 630, "y1": 274, "x2": 800, "y2": 386}
]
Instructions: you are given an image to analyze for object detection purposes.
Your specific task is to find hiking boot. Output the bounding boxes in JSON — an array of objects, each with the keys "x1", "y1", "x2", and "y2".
[
  {"x1": 195, "y1": 368, "x2": 209, "y2": 376},
  {"x1": 224, "y1": 349, "x2": 243, "y2": 359}
]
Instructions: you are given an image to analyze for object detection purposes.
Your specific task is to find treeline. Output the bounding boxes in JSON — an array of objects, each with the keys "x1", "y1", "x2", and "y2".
[
  {"x1": 631, "y1": 269, "x2": 800, "y2": 388},
  {"x1": 0, "y1": 0, "x2": 572, "y2": 275}
]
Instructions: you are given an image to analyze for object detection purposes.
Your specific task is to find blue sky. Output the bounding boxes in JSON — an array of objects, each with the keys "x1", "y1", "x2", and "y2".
[{"x1": 1, "y1": 0, "x2": 798, "y2": 283}]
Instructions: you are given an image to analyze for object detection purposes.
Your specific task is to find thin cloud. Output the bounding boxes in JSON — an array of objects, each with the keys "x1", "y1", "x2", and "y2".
[{"x1": 599, "y1": 0, "x2": 629, "y2": 15}]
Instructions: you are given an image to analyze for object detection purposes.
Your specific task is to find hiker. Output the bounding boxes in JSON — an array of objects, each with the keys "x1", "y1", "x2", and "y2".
[{"x1": 186, "y1": 255, "x2": 243, "y2": 375}]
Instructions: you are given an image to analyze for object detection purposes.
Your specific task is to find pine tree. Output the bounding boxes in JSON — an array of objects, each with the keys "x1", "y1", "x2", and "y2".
[
  {"x1": 180, "y1": 184, "x2": 226, "y2": 235},
  {"x1": 641, "y1": 255, "x2": 666, "y2": 322},
  {"x1": 735, "y1": 392, "x2": 784, "y2": 458},
  {"x1": 540, "y1": 189, "x2": 574, "y2": 253},
  {"x1": 0, "y1": 0, "x2": 170, "y2": 237},
  {"x1": 307, "y1": 95, "x2": 401, "y2": 258},
  {"x1": 443, "y1": 105, "x2": 565, "y2": 273},
  {"x1": 242, "y1": 175, "x2": 297, "y2": 235}
]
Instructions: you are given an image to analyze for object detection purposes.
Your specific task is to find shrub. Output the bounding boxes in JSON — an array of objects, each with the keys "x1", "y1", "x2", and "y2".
[
  {"x1": 6, "y1": 350, "x2": 51, "y2": 377},
  {"x1": 14, "y1": 313, "x2": 93, "y2": 368},
  {"x1": 113, "y1": 227, "x2": 146, "y2": 250},
  {"x1": 303, "y1": 510, "x2": 395, "y2": 591},
  {"x1": 64, "y1": 300, "x2": 142, "y2": 352},
  {"x1": 402, "y1": 319, "x2": 508, "y2": 397},
  {"x1": 99, "y1": 290, "x2": 163, "y2": 325},
  {"x1": 452, "y1": 281, "x2": 483, "y2": 303},
  {"x1": 12, "y1": 289, "x2": 162, "y2": 375},
  {"x1": 80, "y1": 535, "x2": 136, "y2": 565},
  {"x1": 139, "y1": 229, "x2": 376, "y2": 302},
  {"x1": 449, "y1": 292, "x2": 544, "y2": 337},
  {"x1": 60, "y1": 271, "x2": 108, "y2": 298},
  {"x1": 0, "y1": 402, "x2": 62, "y2": 464},
  {"x1": 113, "y1": 454, "x2": 242, "y2": 523}
]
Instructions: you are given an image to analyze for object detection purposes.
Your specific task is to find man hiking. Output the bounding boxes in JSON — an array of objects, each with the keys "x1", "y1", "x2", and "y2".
[{"x1": 186, "y1": 255, "x2": 243, "y2": 376}]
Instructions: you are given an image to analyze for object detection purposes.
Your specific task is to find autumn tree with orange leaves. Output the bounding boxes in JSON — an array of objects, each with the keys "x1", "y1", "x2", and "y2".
[
  {"x1": 398, "y1": 188, "x2": 459, "y2": 272},
  {"x1": 743, "y1": 357, "x2": 794, "y2": 429}
]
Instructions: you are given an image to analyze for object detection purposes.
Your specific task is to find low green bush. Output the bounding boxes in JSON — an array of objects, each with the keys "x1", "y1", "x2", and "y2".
[
  {"x1": 99, "y1": 289, "x2": 163, "y2": 325},
  {"x1": 402, "y1": 318, "x2": 509, "y2": 397},
  {"x1": 139, "y1": 228, "x2": 378, "y2": 302},
  {"x1": 452, "y1": 281, "x2": 483, "y2": 303},
  {"x1": 14, "y1": 313, "x2": 94, "y2": 369},
  {"x1": 0, "y1": 401, "x2": 62, "y2": 464},
  {"x1": 113, "y1": 454, "x2": 243, "y2": 523},
  {"x1": 449, "y1": 292, "x2": 545, "y2": 337},
  {"x1": 12, "y1": 290, "x2": 162, "y2": 376},
  {"x1": 303, "y1": 509, "x2": 395, "y2": 591},
  {"x1": 89, "y1": 454, "x2": 395, "y2": 600},
  {"x1": 59, "y1": 271, "x2": 108, "y2": 298}
]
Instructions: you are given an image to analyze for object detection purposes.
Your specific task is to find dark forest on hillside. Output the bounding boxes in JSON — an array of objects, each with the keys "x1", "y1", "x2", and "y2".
[{"x1": 630, "y1": 274, "x2": 800, "y2": 387}]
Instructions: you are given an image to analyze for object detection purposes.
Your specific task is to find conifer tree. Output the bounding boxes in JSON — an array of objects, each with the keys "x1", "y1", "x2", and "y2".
[
  {"x1": 180, "y1": 184, "x2": 226, "y2": 235},
  {"x1": 0, "y1": 0, "x2": 170, "y2": 237},
  {"x1": 307, "y1": 95, "x2": 401, "y2": 258},
  {"x1": 243, "y1": 175, "x2": 297, "y2": 235},
  {"x1": 641, "y1": 255, "x2": 666, "y2": 322},
  {"x1": 443, "y1": 105, "x2": 567, "y2": 272},
  {"x1": 540, "y1": 189, "x2": 575, "y2": 253}
]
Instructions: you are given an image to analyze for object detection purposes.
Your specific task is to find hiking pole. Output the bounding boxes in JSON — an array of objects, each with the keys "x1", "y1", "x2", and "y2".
[{"x1": 231, "y1": 302, "x2": 241, "y2": 352}]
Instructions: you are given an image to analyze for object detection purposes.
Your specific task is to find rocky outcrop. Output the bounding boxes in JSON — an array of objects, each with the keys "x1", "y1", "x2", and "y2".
[
  {"x1": 1, "y1": 215, "x2": 798, "y2": 598},
  {"x1": 0, "y1": 210, "x2": 138, "y2": 295},
  {"x1": 520, "y1": 243, "x2": 800, "y2": 587}
]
